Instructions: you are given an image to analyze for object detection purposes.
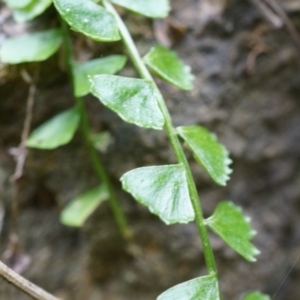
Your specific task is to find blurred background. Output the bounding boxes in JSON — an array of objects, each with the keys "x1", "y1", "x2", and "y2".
[{"x1": 1, "y1": 0, "x2": 300, "y2": 299}]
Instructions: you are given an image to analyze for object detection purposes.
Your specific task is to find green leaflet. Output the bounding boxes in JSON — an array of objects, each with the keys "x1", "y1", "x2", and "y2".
[
  {"x1": 111, "y1": 0, "x2": 170, "y2": 19},
  {"x1": 53, "y1": 0, "x2": 120, "y2": 42},
  {"x1": 206, "y1": 201, "x2": 260, "y2": 262},
  {"x1": 144, "y1": 45, "x2": 194, "y2": 90},
  {"x1": 73, "y1": 55, "x2": 127, "y2": 97},
  {"x1": 0, "y1": 29, "x2": 62, "y2": 64},
  {"x1": 90, "y1": 131, "x2": 111, "y2": 152},
  {"x1": 242, "y1": 291, "x2": 271, "y2": 300},
  {"x1": 121, "y1": 164, "x2": 194, "y2": 225},
  {"x1": 60, "y1": 185, "x2": 109, "y2": 227},
  {"x1": 157, "y1": 273, "x2": 220, "y2": 300},
  {"x1": 13, "y1": 0, "x2": 53, "y2": 23},
  {"x1": 89, "y1": 75, "x2": 164, "y2": 130},
  {"x1": 177, "y1": 125, "x2": 232, "y2": 186},
  {"x1": 26, "y1": 107, "x2": 80, "y2": 149},
  {"x1": 4, "y1": 0, "x2": 33, "y2": 9}
]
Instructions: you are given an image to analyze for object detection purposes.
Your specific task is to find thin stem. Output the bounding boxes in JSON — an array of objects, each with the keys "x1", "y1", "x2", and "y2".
[
  {"x1": 0, "y1": 260, "x2": 60, "y2": 300},
  {"x1": 79, "y1": 100, "x2": 131, "y2": 240},
  {"x1": 103, "y1": 0, "x2": 216, "y2": 273},
  {"x1": 60, "y1": 19, "x2": 131, "y2": 240}
]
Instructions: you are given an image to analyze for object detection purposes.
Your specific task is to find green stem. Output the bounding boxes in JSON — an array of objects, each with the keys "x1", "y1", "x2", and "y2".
[
  {"x1": 60, "y1": 19, "x2": 131, "y2": 240},
  {"x1": 103, "y1": 0, "x2": 216, "y2": 273}
]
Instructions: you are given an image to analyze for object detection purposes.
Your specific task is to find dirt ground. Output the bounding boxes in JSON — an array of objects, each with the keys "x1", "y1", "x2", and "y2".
[{"x1": 1, "y1": 0, "x2": 300, "y2": 299}]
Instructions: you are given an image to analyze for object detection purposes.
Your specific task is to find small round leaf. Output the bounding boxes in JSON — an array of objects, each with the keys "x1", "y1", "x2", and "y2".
[
  {"x1": 13, "y1": 0, "x2": 52, "y2": 23},
  {"x1": 61, "y1": 185, "x2": 109, "y2": 227},
  {"x1": 4, "y1": 0, "x2": 33, "y2": 9},
  {"x1": 26, "y1": 107, "x2": 80, "y2": 149},
  {"x1": 53, "y1": 0, "x2": 120, "y2": 42},
  {"x1": 111, "y1": 0, "x2": 170, "y2": 19},
  {"x1": 243, "y1": 291, "x2": 271, "y2": 300},
  {"x1": 0, "y1": 29, "x2": 63, "y2": 64},
  {"x1": 242, "y1": 291, "x2": 270, "y2": 300},
  {"x1": 73, "y1": 55, "x2": 127, "y2": 97}
]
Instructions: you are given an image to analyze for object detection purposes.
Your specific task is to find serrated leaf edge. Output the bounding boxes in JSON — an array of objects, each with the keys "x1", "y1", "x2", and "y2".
[
  {"x1": 177, "y1": 126, "x2": 232, "y2": 186},
  {"x1": 144, "y1": 45, "x2": 194, "y2": 90},
  {"x1": 120, "y1": 164, "x2": 195, "y2": 225},
  {"x1": 206, "y1": 201, "x2": 261, "y2": 262}
]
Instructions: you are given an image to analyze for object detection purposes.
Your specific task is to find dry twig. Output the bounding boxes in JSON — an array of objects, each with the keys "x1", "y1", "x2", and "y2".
[
  {"x1": 10, "y1": 68, "x2": 38, "y2": 181},
  {"x1": 0, "y1": 260, "x2": 61, "y2": 300}
]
